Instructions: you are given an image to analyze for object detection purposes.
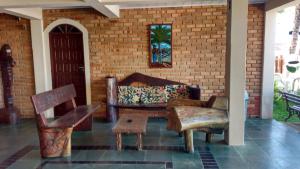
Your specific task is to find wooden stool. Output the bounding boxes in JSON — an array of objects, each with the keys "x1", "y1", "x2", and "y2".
[{"x1": 112, "y1": 114, "x2": 148, "y2": 151}]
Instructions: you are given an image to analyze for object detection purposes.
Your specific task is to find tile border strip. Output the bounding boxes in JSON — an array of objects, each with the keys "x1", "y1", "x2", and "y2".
[
  {"x1": 0, "y1": 145, "x2": 219, "y2": 169},
  {"x1": 0, "y1": 145, "x2": 34, "y2": 169},
  {"x1": 36, "y1": 160, "x2": 173, "y2": 169}
]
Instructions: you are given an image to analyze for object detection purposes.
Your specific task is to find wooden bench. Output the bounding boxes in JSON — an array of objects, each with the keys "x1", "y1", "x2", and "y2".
[
  {"x1": 282, "y1": 92, "x2": 300, "y2": 121},
  {"x1": 106, "y1": 72, "x2": 201, "y2": 121},
  {"x1": 167, "y1": 96, "x2": 229, "y2": 153},
  {"x1": 31, "y1": 84, "x2": 100, "y2": 158}
]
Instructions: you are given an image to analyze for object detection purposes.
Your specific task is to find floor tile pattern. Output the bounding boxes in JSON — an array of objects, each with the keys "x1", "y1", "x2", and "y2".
[{"x1": 0, "y1": 118, "x2": 300, "y2": 169}]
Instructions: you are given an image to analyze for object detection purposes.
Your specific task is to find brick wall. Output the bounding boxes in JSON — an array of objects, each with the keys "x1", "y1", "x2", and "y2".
[
  {"x1": 247, "y1": 5, "x2": 265, "y2": 117},
  {"x1": 0, "y1": 14, "x2": 35, "y2": 118},
  {"x1": 43, "y1": 6, "x2": 227, "y2": 117},
  {"x1": 0, "y1": 4, "x2": 264, "y2": 118}
]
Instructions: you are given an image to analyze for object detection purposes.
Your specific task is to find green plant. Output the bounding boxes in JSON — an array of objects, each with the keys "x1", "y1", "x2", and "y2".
[
  {"x1": 273, "y1": 83, "x2": 300, "y2": 122},
  {"x1": 273, "y1": 81, "x2": 282, "y2": 103},
  {"x1": 273, "y1": 98, "x2": 300, "y2": 122}
]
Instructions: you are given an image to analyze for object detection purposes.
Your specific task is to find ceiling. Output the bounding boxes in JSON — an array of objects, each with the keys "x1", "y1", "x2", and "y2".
[
  {"x1": 0, "y1": 0, "x2": 268, "y2": 19},
  {"x1": 0, "y1": 0, "x2": 267, "y2": 10},
  {"x1": 115, "y1": 0, "x2": 266, "y2": 9}
]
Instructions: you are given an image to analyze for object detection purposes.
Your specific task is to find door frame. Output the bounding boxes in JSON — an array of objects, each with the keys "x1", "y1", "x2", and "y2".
[{"x1": 44, "y1": 18, "x2": 91, "y2": 105}]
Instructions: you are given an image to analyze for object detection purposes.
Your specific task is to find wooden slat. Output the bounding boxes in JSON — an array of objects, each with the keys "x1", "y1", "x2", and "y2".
[
  {"x1": 283, "y1": 92, "x2": 300, "y2": 104},
  {"x1": 118, "y1": 72, "x2": 184, "y2": 86},
  {"x1": 31, "y1": 84, "x2": 76, "y2": 114},
  {"x1": 47, "y1": 104, "x2": 100, "y2": 128},
  {"x1": 291, "y1": 105, "x2": 300, "y2": 111}
]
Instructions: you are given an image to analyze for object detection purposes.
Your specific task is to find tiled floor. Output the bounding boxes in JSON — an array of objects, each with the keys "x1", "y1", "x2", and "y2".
[{"x1": 0, "y1": 118, "x2": 300, "y2": 169}]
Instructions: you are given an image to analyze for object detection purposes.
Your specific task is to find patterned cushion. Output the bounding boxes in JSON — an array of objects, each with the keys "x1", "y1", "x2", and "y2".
[
  {"x1": 140, "y1": 86, "x2": 168, "y2": 104},
  {"x1": 166, "y1": 85, "x2": 189, "y2": 100},
  {"x1": 118, "y1": 86, "x2": 142, "y2": 104}
]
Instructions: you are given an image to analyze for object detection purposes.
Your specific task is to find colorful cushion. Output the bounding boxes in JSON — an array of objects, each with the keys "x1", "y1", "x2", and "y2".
[
  {"x1": 118, "y1": 86, "x2": 142, "y2": 104},
  {"x1": 140, "y1": 86, "x2": 167, "y2": 104},
  {"x1": 166, "y1": 85, "x2": 189, "y2": 100}
]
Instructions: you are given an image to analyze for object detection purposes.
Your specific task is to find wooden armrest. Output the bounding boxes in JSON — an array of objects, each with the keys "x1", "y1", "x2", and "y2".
[
  {"x1": 167, "y1": 99, "x2": 207, "y2": 109},
  {"x1": 47, "y1": 104, "x2": 100, "y2": 129},
  {"x1": 167, "y1": 96, "x2": 217, "y2": 110}
]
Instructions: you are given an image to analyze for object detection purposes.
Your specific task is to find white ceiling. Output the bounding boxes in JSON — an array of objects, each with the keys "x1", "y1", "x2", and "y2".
[
  {"x1": 0, "y1": 0, "x2": 266, "y2": 10},
  {"x1": 115, "y1": 0, "x2": 266, "y2": 9},
  {"x1": 0, "y1": 0, "x2": 267, "y2": 19}
]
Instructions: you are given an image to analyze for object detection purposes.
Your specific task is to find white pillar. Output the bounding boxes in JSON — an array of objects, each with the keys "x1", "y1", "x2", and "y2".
[
  {"x1": 225, "y1": 0, "x2": 248, "y2": 145},
  {"x1": 261, "y1": 10, "x2": 277, "y2": 119},
  {"x1": 30, "y1": 19, "x2": 53, "y2": 118},
  {"x1": 30, "y1": 19, "x2": 49, "y2": 93}
]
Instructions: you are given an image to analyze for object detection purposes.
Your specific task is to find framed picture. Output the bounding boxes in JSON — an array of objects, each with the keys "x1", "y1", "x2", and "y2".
[{"x1": 149, "y1": 24, "x2": 172, "y2": 68}]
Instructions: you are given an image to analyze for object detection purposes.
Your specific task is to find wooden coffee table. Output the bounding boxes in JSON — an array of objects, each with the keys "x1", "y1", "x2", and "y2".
[{"x1": 112, "y1": 114, "x2": 148, "y2": 151}]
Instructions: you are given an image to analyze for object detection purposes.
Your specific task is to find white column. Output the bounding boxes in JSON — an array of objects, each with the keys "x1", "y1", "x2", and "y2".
[
  {"x1": 261, "y1": 10, "x2": 277, "y2": 119},
  {"x1": 30, "y1": 19, "x2": 53, "y2": 118},
  {"x1": 30, "y1": 20, "x2": 48, "y2": 93},
  {"x1": 225, "y1": 0, "x2": 248, "y2": 145}
]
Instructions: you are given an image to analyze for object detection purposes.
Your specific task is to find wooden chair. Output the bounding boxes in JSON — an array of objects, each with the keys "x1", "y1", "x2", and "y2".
[{"x1": 31, "y1": 84, "x2": 100, "y2": 158}]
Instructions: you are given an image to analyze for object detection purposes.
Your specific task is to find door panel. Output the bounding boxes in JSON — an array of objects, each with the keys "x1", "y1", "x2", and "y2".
[{"x1": 49, "y1": 25, "x2": 89, "y2": 130}]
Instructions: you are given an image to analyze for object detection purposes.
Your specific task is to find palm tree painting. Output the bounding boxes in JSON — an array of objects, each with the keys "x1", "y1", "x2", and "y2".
[{"x1": 149, "y1": 24, "x2": 172, "y2": 68}]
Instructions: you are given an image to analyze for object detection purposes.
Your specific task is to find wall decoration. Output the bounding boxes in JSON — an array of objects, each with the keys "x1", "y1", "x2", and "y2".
[{"x1": 149, "y1": 24, "x2": 172, "y2": 68}]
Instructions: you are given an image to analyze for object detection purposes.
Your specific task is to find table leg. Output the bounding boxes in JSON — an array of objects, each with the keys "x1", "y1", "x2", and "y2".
[
  {"x1": 184, "y1": 129, "x2": 194, "y2": 153},
  {"x1": 116, "y1": 133, "x2": 122, "y2": 151},
  {"x1": 137, "y1": 133, "x2": 143, "y2": 151},
  {"x1": 205, "y1": 133, "x2": 213, "y2": 143}
]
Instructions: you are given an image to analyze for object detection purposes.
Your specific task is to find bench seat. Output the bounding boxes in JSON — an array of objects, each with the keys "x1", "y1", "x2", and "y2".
[
  {"x1": 106, "y1": 73, "x2": 201, "y2": 121},
  {"x1": 282, "y1": 92, "x2": 300, "y2": 121},
  {"x1": 167, "y1": 96, "x2": 228, "y2": 153},
  {"x1": 173, "y1": 106, "x2": 229, "y2": 132},
  {"x1": 47, "y1": 104, "x2": 100, "y2": 128},
  {"x1": 290, "y1": 105, "x2": 300, "y2": 112}
]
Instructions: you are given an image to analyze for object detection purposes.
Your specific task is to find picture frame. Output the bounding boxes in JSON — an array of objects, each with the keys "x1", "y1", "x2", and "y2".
[{"x1": 149, "y1": 24, "x2": 172, "y2": 68}]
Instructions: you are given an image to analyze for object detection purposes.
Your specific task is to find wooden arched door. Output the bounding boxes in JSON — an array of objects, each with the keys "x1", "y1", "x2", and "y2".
[{"x1": 49, "y1": 24, "x2": 87, "y2": 117}]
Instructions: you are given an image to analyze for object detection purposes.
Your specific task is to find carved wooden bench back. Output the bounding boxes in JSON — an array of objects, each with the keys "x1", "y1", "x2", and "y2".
[
  {"x1": 118, "y1": 72, "x2": 184, "y2": 86},
  {"x1": 31, "y1": 84, "x2": 77, "y2": 127}
]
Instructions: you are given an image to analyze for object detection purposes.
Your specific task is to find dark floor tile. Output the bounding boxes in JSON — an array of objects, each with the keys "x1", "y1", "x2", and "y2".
[
  {"x1": 145, "y1": 150, "x2": 172, "y2": 161},
  {"x1": 1, "y1": 119, "x2": 300, "y2": 169}
]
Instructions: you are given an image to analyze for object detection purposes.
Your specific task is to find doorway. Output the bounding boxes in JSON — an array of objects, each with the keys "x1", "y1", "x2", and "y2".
[{"x1": 49, "y1": 24, "x2": 87, "y2": 117}]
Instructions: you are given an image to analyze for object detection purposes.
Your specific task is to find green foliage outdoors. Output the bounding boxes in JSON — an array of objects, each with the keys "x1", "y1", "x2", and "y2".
[
  {"x1": 273, "y1": 98, "x2": 300, "y2": 122},
  {"x1": 273, "y1": 81, "x2": 300, "y2": 122}
]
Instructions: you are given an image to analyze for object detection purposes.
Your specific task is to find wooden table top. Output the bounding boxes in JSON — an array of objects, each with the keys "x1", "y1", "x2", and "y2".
[{"x1": 112, "y1": 114, "x2": 148, "y2": 134}]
